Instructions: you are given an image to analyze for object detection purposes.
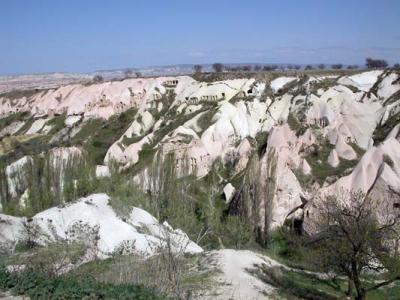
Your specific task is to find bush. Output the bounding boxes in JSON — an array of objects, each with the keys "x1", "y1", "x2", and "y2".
[
  {"x1": 92, "y1": 75, "x2": 104, "y2": 83},
  {"x1": 0, "y1": 266, "x2": 161, "y2": 300},
  {"x1": 366, "y1": 57, "x2": 388, "y2": 69},
  {"x1": 331, "y1": 64, "x2": 343, "y2": 70},
  {"x1": 263, "y1": 65, "x2": 278, "y2": 71},
  {"x1": 221, "y1": 216, "x2": 254, "y2": 249},
  {"x1": 287, "y1": 113, "x2": 307, "y2": 136},
  {"x1": 347, "y1": 64, "x2": 358, "y2": 70}
]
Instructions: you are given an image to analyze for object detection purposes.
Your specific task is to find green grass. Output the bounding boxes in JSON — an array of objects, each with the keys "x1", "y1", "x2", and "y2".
[
  {"x1": 0, "y1": 134, "x2": 52, "y2": 165},
  {"x1": 196, "y1": 109, "x2": 218, "y2": 135},
  {"x1": 0, "y1": 266, "x2": 162, "y2": 300},
  {"x1": 68, "y1": 253, "x2": 215, "y2": 298},
  {"x1": 254, "y1": 265, "x2": 400, "y2": 300},
  {"x1": 0, "y1": 112, "x2": 30, "y2": 131},
  {"x1": 253, "y1": 265, "x2": 342, "y2": 300},
  {"x1": 373, "y1": 112, "x2": 400, "y2": 145},
  {"x1": 69, "y1": 108, "x2": 137, "y2": 164},
  {"x1": 302, "y1": 140, "x2": 360, "y2": 185},
  {"x1": 127, "y1": 105, "x2": 216, "y2": 175},
  {"x1": 309, "y1": 78, "x2": 338, "y2": 94},
  {"x1": 47, "y1": 114, "x2": 67, "y2": 134},
  {"x1": 14, "y1": 116, "x2": 35, "y2": 135}
]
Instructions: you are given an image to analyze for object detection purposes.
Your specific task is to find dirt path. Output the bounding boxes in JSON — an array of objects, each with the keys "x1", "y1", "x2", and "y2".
[{"x1": 200, "y1": 249, "x2": 282, "y2": 300}]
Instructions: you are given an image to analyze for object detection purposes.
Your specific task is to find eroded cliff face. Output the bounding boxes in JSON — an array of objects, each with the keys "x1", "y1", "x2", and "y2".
[
  {"x1": 1, "y1": 70, "x2": 400, "y2": 234},
  {"x1": 0, "y1": 146, "x2": 87, "y2": 213}
]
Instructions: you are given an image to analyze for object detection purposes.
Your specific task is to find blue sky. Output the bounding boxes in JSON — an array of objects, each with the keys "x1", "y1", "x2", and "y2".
[{"x1": 0, "y1": 0, "x2": 399, "y2": 75}]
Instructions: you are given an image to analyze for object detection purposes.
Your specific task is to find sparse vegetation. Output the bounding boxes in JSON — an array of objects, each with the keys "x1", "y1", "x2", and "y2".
[
  {"x1": 302, "y1": 139, "x2": 360, "y2": 184},
  {"x1": 373, "y1": 112, "x2": 400, "y2": 143},
  {"x1": 309, "y1": 77, "x2": 338, "y2": 94},
  {"x1": 92, "y1": 74, "x2": 104, "y2": 83},
  {"x1": 0, "y1": 112, "x2": 29, "y2": 131},
  {"x1": 2, "y1": 64, "x2": 400, "y2": 300},
  {"x1": 0, "y1": 266, "x2": 161, "y2": 300},
  {"x1": 70, "y1": 108, "x2": 137, "y2": 164},
  {"x1": 287, "y1": 112, "x2": 307, "y2": 136}
]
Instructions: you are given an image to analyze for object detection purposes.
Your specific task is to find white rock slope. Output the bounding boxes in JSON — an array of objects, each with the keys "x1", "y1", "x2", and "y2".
[{"x1": 0, "y1": 193, "x2": 202, "y2": 256}]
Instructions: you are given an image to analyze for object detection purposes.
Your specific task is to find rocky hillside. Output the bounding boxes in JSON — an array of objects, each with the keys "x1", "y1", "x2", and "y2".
[
  {"x1": 1, "y1": 69, "x2": 400, "y2": 299},
  {"x1": 1, "y1": 70, "x2": 400, "y2": 235}
]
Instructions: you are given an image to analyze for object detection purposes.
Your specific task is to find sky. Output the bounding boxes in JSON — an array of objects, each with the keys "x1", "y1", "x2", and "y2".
[{"x1": 0, "y1": 0, "x2": 399, "y2": 75}]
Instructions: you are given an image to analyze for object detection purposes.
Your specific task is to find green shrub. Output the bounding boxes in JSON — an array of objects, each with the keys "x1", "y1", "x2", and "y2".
[
  {"x1": 253, "y1": 265, "x2": 339, "y2": 300},
  {"x1": 47, "y1": 114, "x2": 67, "y2": 135},
  {"x1": 222, "y1": 216, "x2": 254, "y2": 249},
  {"x1": 373, "y1": 112, "x2": 400, "y2": 145},
  {"x1": 0, "y1": 266, "x2": 162, "y2": 300},
  {"x1": 302, "y1": 140, "x2": 360, "y2": 184},
  {"x1": 383, "y1": 154, "x2": 394, "y2": 168},
  {"x1": 0, "y1": 112, "x2": 30, "y2": 131},
  {"x1": 287, "y1": 112, "x2": 307, "y2": 136},
  {"x1": 70, "y1": 108, "x2": 137, "y2": 164}
]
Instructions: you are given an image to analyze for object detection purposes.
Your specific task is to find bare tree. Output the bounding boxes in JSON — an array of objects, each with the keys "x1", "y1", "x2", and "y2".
[
  {"x1": 305, "y1": 65, "x2": 313, "y2": 70},
  {"x1": 294, "y1": 65, "x2": 301, "y2": 70},
  {"x1": 193, "y1": 64, "x2": 202, "y2": 74},
  {"x1": 393, "y1": 63, "x2": 400, "y2": 69},
  {"x1": 317, "y1": 64, "x2": 325, "y2": 70},
  {"x1": 305, "y1": 190, "x2": 400, "y2": 300},
  {"x1": 254, "y1": 65, "x2": 262, "y2": 71},
  {"x1": 20, "y1": 219, "x2": 41, "y2": 248},
  {"x1": 212, "y1": 63, "x2": 224, "y2": 73}
]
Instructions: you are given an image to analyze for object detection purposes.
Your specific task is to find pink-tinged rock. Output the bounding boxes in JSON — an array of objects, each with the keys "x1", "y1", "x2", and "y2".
[
  {"x1": 335, "y1": 135, "x2": 357, "y2": 160},
  {"x1": 328, "y1": 149, "x2": 340, "y2": 167}
]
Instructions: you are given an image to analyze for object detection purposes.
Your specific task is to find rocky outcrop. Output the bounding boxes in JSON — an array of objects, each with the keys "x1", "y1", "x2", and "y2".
[
  {"x1": 0, "y1": 147, "x2": 85, "y2": 210},
  {"x1": 0, "y1": 193, "x2": 202, "y2": 256},
  {"x1": 303, "y1": 137, "x2": 400, "y2": 232},
  {"x1": 1, "y1": 70, "x2": 400, "y2": 237}
]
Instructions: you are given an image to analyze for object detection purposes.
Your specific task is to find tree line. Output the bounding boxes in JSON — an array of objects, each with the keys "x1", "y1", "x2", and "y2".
[{"x1": 192, "y1": 58, "x2": 399, "y2": 74}]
